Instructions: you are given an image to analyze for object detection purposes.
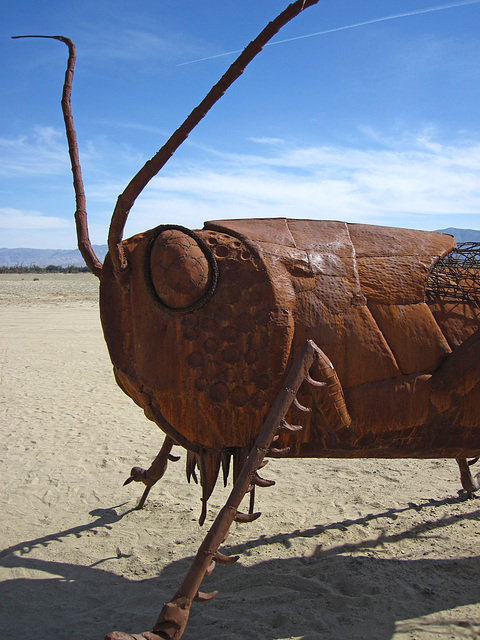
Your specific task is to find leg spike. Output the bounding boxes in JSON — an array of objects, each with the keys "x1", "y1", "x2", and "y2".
[
  {"x1": 234, "y1": 511, "x2": 261, "y2": 523},
  {"x1": 194, "y1": 590, "x2": 218, "y2": 603},
  {"x1": 186, "y1": 451, "x2": 198, "y2": 485},
  {"x1": 305, "y1": 373, "x2": 326, "y2": 387},
  {"x1": 221, "y1": 449, "x2": 232, "y2": 487},
  {"x1": 293, "y1": 397, "x2": 311, "y2": 412},
  {"x1": 279, "y1": 419, "x2": 303, "y2": 434},
  {"x1": 268, "y1": 446, "x2": 291, "y2": 457},
  {"x1": 213, "y1": 551, "x2": 239, "y2": 565},
  {"x1": 254, "y1": 473, "x2": 275, "y2": 488},
  {"x1": 199, "y1": 501, "x2": 208, "y2": 527},
  {"x1": 198, "y1": 450, "x2": 222, "y2": 525},
  {"x1": 123, "y1": 467, "x2": 146, "y2": 486}
]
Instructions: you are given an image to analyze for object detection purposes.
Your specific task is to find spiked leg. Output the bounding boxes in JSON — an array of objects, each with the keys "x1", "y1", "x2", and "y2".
[
  {"x1": 124, "y1": 436, "x2": 179, "y2": 509},
  {"x1": 105, "y1": 339, "x2": 324, "y2": 640}
]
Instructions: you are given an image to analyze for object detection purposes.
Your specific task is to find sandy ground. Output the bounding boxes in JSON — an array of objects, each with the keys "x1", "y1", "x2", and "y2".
[{"x1": 1, "y1": 272, "x2": 480, "y2": 640}]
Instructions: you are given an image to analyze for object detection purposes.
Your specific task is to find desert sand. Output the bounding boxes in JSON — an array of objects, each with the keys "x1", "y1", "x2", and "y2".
[{"x1": 1, "y1": 272, "x2": 480, "y2": 640}]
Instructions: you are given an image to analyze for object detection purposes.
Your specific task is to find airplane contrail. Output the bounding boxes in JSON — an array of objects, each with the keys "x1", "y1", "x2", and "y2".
[{"x1": 178, "y1": 0, "x2": 480, "y2": 66}]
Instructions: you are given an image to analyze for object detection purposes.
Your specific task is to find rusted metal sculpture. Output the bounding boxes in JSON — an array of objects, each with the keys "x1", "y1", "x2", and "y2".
[{"x1": 15, "y1": 1, "x2": 480, "y2": 638}]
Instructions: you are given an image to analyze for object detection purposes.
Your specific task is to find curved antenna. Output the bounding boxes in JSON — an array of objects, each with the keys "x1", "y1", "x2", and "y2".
[
  {"x1": 12, "y1": 35, "x2": 103, "y2": 277},
  {"x1": 107, "y1": 0, "x2": 321, "y2": 275}
]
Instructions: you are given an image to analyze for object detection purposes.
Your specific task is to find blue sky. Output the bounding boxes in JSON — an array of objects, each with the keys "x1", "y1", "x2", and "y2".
[{"x1": 1, "y1": 0, "x2": 480, "y2": 249}]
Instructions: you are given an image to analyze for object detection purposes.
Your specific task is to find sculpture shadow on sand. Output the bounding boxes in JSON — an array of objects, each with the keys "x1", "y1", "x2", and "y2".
[{"x1": 1, "y1": 496, "x2": 480, "y2": 640}]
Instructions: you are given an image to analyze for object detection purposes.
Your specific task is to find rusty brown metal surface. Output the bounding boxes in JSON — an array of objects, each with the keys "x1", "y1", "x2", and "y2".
[
  {"x1": 99, "y1": 217, "x2": 480, "y2": 639},
  {"x1": 99, "y1": 219, "x2": 480, "y2": 466}
]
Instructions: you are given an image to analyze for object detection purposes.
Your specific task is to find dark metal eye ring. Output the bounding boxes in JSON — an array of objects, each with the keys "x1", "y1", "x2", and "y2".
[{"x1": 145, "y1": 224, "x2": 219, "y2": 314}]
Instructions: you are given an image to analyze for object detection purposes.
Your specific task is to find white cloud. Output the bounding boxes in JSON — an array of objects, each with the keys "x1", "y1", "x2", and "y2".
[
  {"x1": 249, "y1": 136, "x2": 285, "y2": 146},
  {"x1": 0, "y1": 208, "x2": 70, "y2": 230},
  {"x1": 3, "y1": 127, "x2": 479, "y2": 248},
  {"x1": 0, "y1": 126, "x2": 69, "y2": 177},
  {"x1": 119, "y1": 134, "x2": 480, "y2": 238}
]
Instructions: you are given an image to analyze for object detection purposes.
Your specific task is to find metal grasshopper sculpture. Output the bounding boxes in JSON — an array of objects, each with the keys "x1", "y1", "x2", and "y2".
[{"x1": 16, "y1": 1, "x2": 480, "y2": 638}]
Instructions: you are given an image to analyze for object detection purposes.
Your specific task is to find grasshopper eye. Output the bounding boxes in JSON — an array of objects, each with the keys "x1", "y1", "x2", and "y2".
[{"x1": 147, "y1": 227, "x2": 218, "y2": 312}]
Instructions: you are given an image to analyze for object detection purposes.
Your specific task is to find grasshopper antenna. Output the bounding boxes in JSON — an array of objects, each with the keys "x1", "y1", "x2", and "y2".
[
  {"x1": 106, "y1": 0, "x2": 321, "y2": 278},
  {"x1": 12, "y1": 35, "x2": 103, "y2": 277}
]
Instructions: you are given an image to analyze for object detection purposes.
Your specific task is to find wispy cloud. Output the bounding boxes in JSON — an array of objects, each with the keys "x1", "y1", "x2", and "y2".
[
  {"x1": 0, "y1": 207, "x2": 70, "y2": 229},
  {"x1": 269, "y1": 0, "x2": 480, "y2": 47},
  {"x1": 0, "y1": 126, "x2": 69, "y2": 177},
  {"x1": 249, "y1": 137, "x2": 285, "y2": 146},
  {"x1": 3, "y1": 125, "x2": 478, "y2": 245},
  {"x1": 179, "y1": 0, "x2": 480, "y2": 66},
  {"x1": 78, "y1": 22, "x2": 210, "y2": 68},
  {"x1": 82, "y1": 29, "x2": 175, "y2": 64},
  {"x1": 120, "y1": 132, "x2": 480, "y2": 236},
  {"x1": 0, "y1": 125, "x2": 141, "y2": 186}
]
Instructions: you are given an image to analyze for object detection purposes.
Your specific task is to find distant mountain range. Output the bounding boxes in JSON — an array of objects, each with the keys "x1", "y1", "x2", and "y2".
[
  {"x1": 0, "y1": 227, "x2": 478, "y2": 267},
  {"x1": 0, "y1": 245, "x2": 108, "y2": 268},
  {"x1": 435, "y1": 228, "x2": 480, "y2": 243}
]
